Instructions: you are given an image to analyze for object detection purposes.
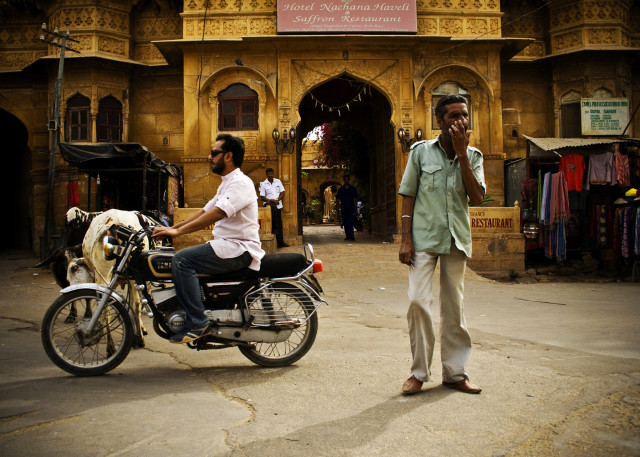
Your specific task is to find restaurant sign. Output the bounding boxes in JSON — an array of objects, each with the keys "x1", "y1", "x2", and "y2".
[
  {"x1": 469, "y1": 207, "x2": 520, "y2": 234},
  {"x1": 580, "y1": 98, "x2": 629, "y2": 136},
  {"x1": 276, "y1": 0, "x2": 417, "y2": 34}
]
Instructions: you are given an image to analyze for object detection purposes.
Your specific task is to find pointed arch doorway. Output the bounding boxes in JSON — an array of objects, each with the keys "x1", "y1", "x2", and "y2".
[
  {"x1": 0, "y1": 109, "x2": 31, "y2": 250},
  {"x1": 296, "y1": 75, "x2": 396, "y2": 240}
]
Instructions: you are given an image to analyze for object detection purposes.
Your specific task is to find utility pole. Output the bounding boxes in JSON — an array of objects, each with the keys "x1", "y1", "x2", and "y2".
[{"x1": 40, "y1": 23, "x2": 79, "y2": 259}]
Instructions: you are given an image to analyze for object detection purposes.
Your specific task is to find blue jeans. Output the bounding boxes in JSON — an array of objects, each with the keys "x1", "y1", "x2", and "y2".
[{"x1": 172, "y1": 243, "x2": 251, "y2": 329}]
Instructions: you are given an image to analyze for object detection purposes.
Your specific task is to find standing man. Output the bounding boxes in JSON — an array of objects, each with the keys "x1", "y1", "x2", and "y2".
[
  {"x1": 260, "y1": 168, "x2": 289, "y2": 248},
  {"x1": 336, "y1": 174, "x2": 358, "y2": 241},
  {"x1": 398, "y1": 95, "x2": 486, "y2": 395},
  {"x1": 152, "y1": 134, "x2": 264, "y2": 344}
]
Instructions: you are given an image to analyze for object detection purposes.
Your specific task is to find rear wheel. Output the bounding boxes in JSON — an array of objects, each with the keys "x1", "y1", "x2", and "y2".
[
  {"x1": 41, "y1": 289, "x2": 134, "y2": 376},
  {"x1": 238, "y1": 282, "x2": 318, "y2": 367}
]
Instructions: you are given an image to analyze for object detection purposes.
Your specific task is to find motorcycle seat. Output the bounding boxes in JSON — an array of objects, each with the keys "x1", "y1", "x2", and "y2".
[{"x1": 204, "y1": 253, "x2": 310, "y2": 281}]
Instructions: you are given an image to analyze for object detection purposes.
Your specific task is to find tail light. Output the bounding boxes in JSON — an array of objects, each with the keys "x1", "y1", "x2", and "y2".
[{"x1": 313, "y1": 259, "x2": 323, "y2": 273}]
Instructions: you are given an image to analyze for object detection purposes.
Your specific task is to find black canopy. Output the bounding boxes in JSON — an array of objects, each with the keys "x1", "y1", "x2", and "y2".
[{"x1": 59, "y1": 142, "x2": 181, "y2": 177}]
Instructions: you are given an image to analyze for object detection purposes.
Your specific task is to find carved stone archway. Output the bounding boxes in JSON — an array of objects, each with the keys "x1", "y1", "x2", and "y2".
[
  {"x1": 293, "y1": 67, "x2": 399, "y2": 239},
  {"x1": 418, "y1": 64, "x2": 494, "y2": 143},
  {"x1": 0, "y1": 108, "x2": 31, "y2": 250},
  {"x1": 288, "y1": 59, "x2": 400, "y2": 129}
]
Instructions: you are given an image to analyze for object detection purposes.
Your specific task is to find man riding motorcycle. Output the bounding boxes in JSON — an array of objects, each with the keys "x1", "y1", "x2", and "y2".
[{"x1": 152, "y1": 134, "x2": 264, "y2": 344}]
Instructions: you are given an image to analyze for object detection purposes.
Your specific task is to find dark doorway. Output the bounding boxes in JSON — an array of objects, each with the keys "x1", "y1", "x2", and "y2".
[
  {"x1": 0, "y1": 109, "x2": 32, "y2": 250},
  {"x1": 297, "y1": 75, "x2": 395, "y2": 239}
]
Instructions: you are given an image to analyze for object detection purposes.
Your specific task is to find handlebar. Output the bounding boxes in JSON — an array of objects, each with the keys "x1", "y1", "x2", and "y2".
[{"x1": 109, "y1": 224, "x2": 155, "y2": 244}]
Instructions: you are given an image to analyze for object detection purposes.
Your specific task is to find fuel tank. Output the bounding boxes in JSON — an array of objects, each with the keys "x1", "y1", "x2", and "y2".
[{"x1": 130, "y1": 248, "x2": 175, "y2": 281}]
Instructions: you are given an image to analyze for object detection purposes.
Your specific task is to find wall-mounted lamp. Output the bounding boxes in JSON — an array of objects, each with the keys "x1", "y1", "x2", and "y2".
[
  {"x1": 397, "y1": 127, "x2": 423, "y2": 153},
  {"x1": 272, "y1": 127, "x2": 296, "y2": 154}
]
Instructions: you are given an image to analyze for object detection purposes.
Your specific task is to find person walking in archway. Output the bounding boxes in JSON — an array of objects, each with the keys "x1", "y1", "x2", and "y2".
[{"x1": 336, "y1": 174, "x2": 358, "y2": 241}]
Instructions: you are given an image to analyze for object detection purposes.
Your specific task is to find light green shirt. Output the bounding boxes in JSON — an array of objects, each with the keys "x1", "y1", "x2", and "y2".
[{"x1": 398, "y1": 137, "x2": 486, "y2": 258}]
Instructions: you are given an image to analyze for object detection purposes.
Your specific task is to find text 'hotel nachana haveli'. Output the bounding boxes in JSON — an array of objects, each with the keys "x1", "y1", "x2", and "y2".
[{"x1": 1, "y1": 0, "x2": 638, "y2": 275}]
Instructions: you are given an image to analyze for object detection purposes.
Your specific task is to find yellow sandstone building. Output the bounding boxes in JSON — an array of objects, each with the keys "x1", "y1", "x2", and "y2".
[{"x1": 1, "y1": 0, "x2": 638, "y2": 275}]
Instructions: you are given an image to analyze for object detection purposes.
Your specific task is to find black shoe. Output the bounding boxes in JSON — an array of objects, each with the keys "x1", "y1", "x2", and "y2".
[{"x1": 277, "y1": 242, "x2": 289, "y2": 248}]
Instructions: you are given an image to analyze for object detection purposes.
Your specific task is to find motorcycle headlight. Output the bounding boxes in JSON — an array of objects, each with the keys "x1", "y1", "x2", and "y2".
[{"x1": 103, "y1": 236, "x2": 124, "y2": 260}]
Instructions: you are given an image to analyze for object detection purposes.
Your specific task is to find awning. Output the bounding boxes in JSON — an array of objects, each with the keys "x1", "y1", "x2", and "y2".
[
  {"x1": 523, "y1": 135, "x2": 636, "y2": 151},
  {"x1": 523, "y1": 135, "x2": 640, "y2": 159},
  {"x1": 59, "y1": 142, "x2": 181, "y2": 177}
]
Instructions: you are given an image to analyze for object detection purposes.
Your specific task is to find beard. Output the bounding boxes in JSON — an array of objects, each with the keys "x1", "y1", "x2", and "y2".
[{"x1": 211, "y1": 160, "x2": 225, "y2": 175}]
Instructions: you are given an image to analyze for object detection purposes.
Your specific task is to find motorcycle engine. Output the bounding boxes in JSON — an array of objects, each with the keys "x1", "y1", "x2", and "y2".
[
  {"x1": 150, "y1": 287, "x2": 186, "y2": 333},
  {"x1": 150, "y1": 285, "x2": 245, "y2": 332},
  {"x1": 165, "y1": 310, "x2": 187, "y2": 333}
]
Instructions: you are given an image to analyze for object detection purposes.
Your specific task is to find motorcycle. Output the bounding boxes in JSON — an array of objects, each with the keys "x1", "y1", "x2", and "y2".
[{"x1": 41, "y1": 224, "x2": 326, "y2": 376}]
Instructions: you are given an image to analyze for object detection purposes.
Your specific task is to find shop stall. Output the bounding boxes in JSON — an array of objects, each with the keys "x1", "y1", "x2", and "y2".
[{"x1": 510, "y1": 136, "x2": 639, "y2": 278}]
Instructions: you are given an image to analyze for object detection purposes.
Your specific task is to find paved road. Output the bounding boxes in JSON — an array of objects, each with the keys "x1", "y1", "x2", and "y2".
[{"x1": 1, "y1": 226, "x2": 639, "y2": 456}]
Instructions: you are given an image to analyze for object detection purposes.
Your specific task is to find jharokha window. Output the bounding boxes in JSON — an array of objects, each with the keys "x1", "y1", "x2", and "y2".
[
  {"x1": 218, "y1": 83, "x2": 258, "y2": 131},
  {"x1": 65, "y1": 93, "x2": 91, "y2": 142},
  {"x1": 97, "y1": 95, "x2": 123, "y2": 142}
]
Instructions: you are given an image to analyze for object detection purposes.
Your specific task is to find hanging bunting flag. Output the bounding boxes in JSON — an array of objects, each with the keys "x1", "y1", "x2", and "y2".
[{"x1": 308, "y1": 82, "x2": 372, "y2": 114}]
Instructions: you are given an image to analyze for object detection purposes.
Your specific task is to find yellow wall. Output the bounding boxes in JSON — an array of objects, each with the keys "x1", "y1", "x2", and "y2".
[{"x1": 1, "y1": 0, "x2": 638, "y2": 256}]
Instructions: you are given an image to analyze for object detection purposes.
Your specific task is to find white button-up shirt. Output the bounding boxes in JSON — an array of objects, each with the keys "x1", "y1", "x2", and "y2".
[
  {"x1": 204, "y1": 168, "x2": 264, "y2": 270},
  {"x1": 259, "y1": 178, "x2": 285, "y2": 209}
]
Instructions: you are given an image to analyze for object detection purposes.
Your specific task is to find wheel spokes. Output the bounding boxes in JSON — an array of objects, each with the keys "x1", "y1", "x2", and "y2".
[{"x1": 50, "y1": 297, "x2": 126, "y2": 367}]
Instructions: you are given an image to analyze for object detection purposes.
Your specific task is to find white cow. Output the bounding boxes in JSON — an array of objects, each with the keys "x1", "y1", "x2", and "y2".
[
  {"x1": 62, "y1": 253, "x2": 95, "y2": 324},
  {"x1": 82, "y1": 209, "x2": 157, "y2": 347}
]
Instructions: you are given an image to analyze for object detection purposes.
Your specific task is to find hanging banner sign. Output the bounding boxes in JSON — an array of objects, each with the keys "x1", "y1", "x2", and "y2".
[
  {"x1": 580, "y1": 98, "x2": 629, "y2": 136},
  {"x1": 277, "y1": 0, "x2": 417, "y2": 34}
]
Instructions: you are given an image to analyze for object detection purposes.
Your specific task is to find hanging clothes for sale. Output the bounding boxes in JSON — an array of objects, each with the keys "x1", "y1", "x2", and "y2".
[
  {"x1": 585, "y1": 151, "x2": 617, "y2": 189},
  {"x1": 66, "y1": 180, "x2": 79, "y2": 207},
  {"x1": 551, "y1": 171, "x2": 570, "y2": 261},
  {"x1": 615, "y1": 150, "x2": 630, "y2": 187},
  {"x1": 539, "y1": 171, "x2": 552, "y2": 225},
  {"x1": 537, "y1": 170, "x2": 542, "y2": 216},
  {"x1": 540, "y1": 171, "x2": 570, "y2": 261},
  {"x1": 559, "y1": 153, "x2": 585, "y2": 191},
  {"x1": 615, "y1": 206, "x2": 638, "y2": 260},
  {"x1": 550, "y1": 171, "x2": 570, "y2": 223}
]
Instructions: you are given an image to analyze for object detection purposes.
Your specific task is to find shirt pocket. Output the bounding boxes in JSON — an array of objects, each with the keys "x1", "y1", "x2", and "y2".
[
  {"x1": 421, "y1": 164, "x2": 443, "y2": 191},
  {"x1": 455, "y1": 169, "x2": 465, "y2": 193}
]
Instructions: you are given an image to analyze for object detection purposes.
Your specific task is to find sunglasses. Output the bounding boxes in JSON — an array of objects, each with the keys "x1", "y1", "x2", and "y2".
[{"x1": 210, "y1": 149, "x2": 225, "y2": 158}]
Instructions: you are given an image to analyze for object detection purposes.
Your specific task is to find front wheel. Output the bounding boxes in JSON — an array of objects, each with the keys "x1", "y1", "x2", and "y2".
[
  {"x1": 238, "y1": 282, "x2": 318, "y2": 367},
  {"x1": 41, "y1": 289, "x2": 134, "y2": 376}
]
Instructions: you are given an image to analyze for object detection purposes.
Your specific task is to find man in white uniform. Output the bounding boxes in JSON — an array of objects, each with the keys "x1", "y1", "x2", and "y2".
[
  {"x1": 259, "y1": 167, "x2": 289, "y2": 248},
  {"x1": 152, "y1": 134, "x2": 264, "y2": 343}
]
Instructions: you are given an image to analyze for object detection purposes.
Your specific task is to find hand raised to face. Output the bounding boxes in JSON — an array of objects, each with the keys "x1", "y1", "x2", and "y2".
[{"x1": 449, "y1": 119, "x2": 470, "y2": 156}]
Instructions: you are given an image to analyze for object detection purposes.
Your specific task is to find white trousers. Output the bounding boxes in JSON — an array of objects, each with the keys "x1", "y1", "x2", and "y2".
[{"x1": 407, "y1": 243, "x2": 471, "y2": 383}]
